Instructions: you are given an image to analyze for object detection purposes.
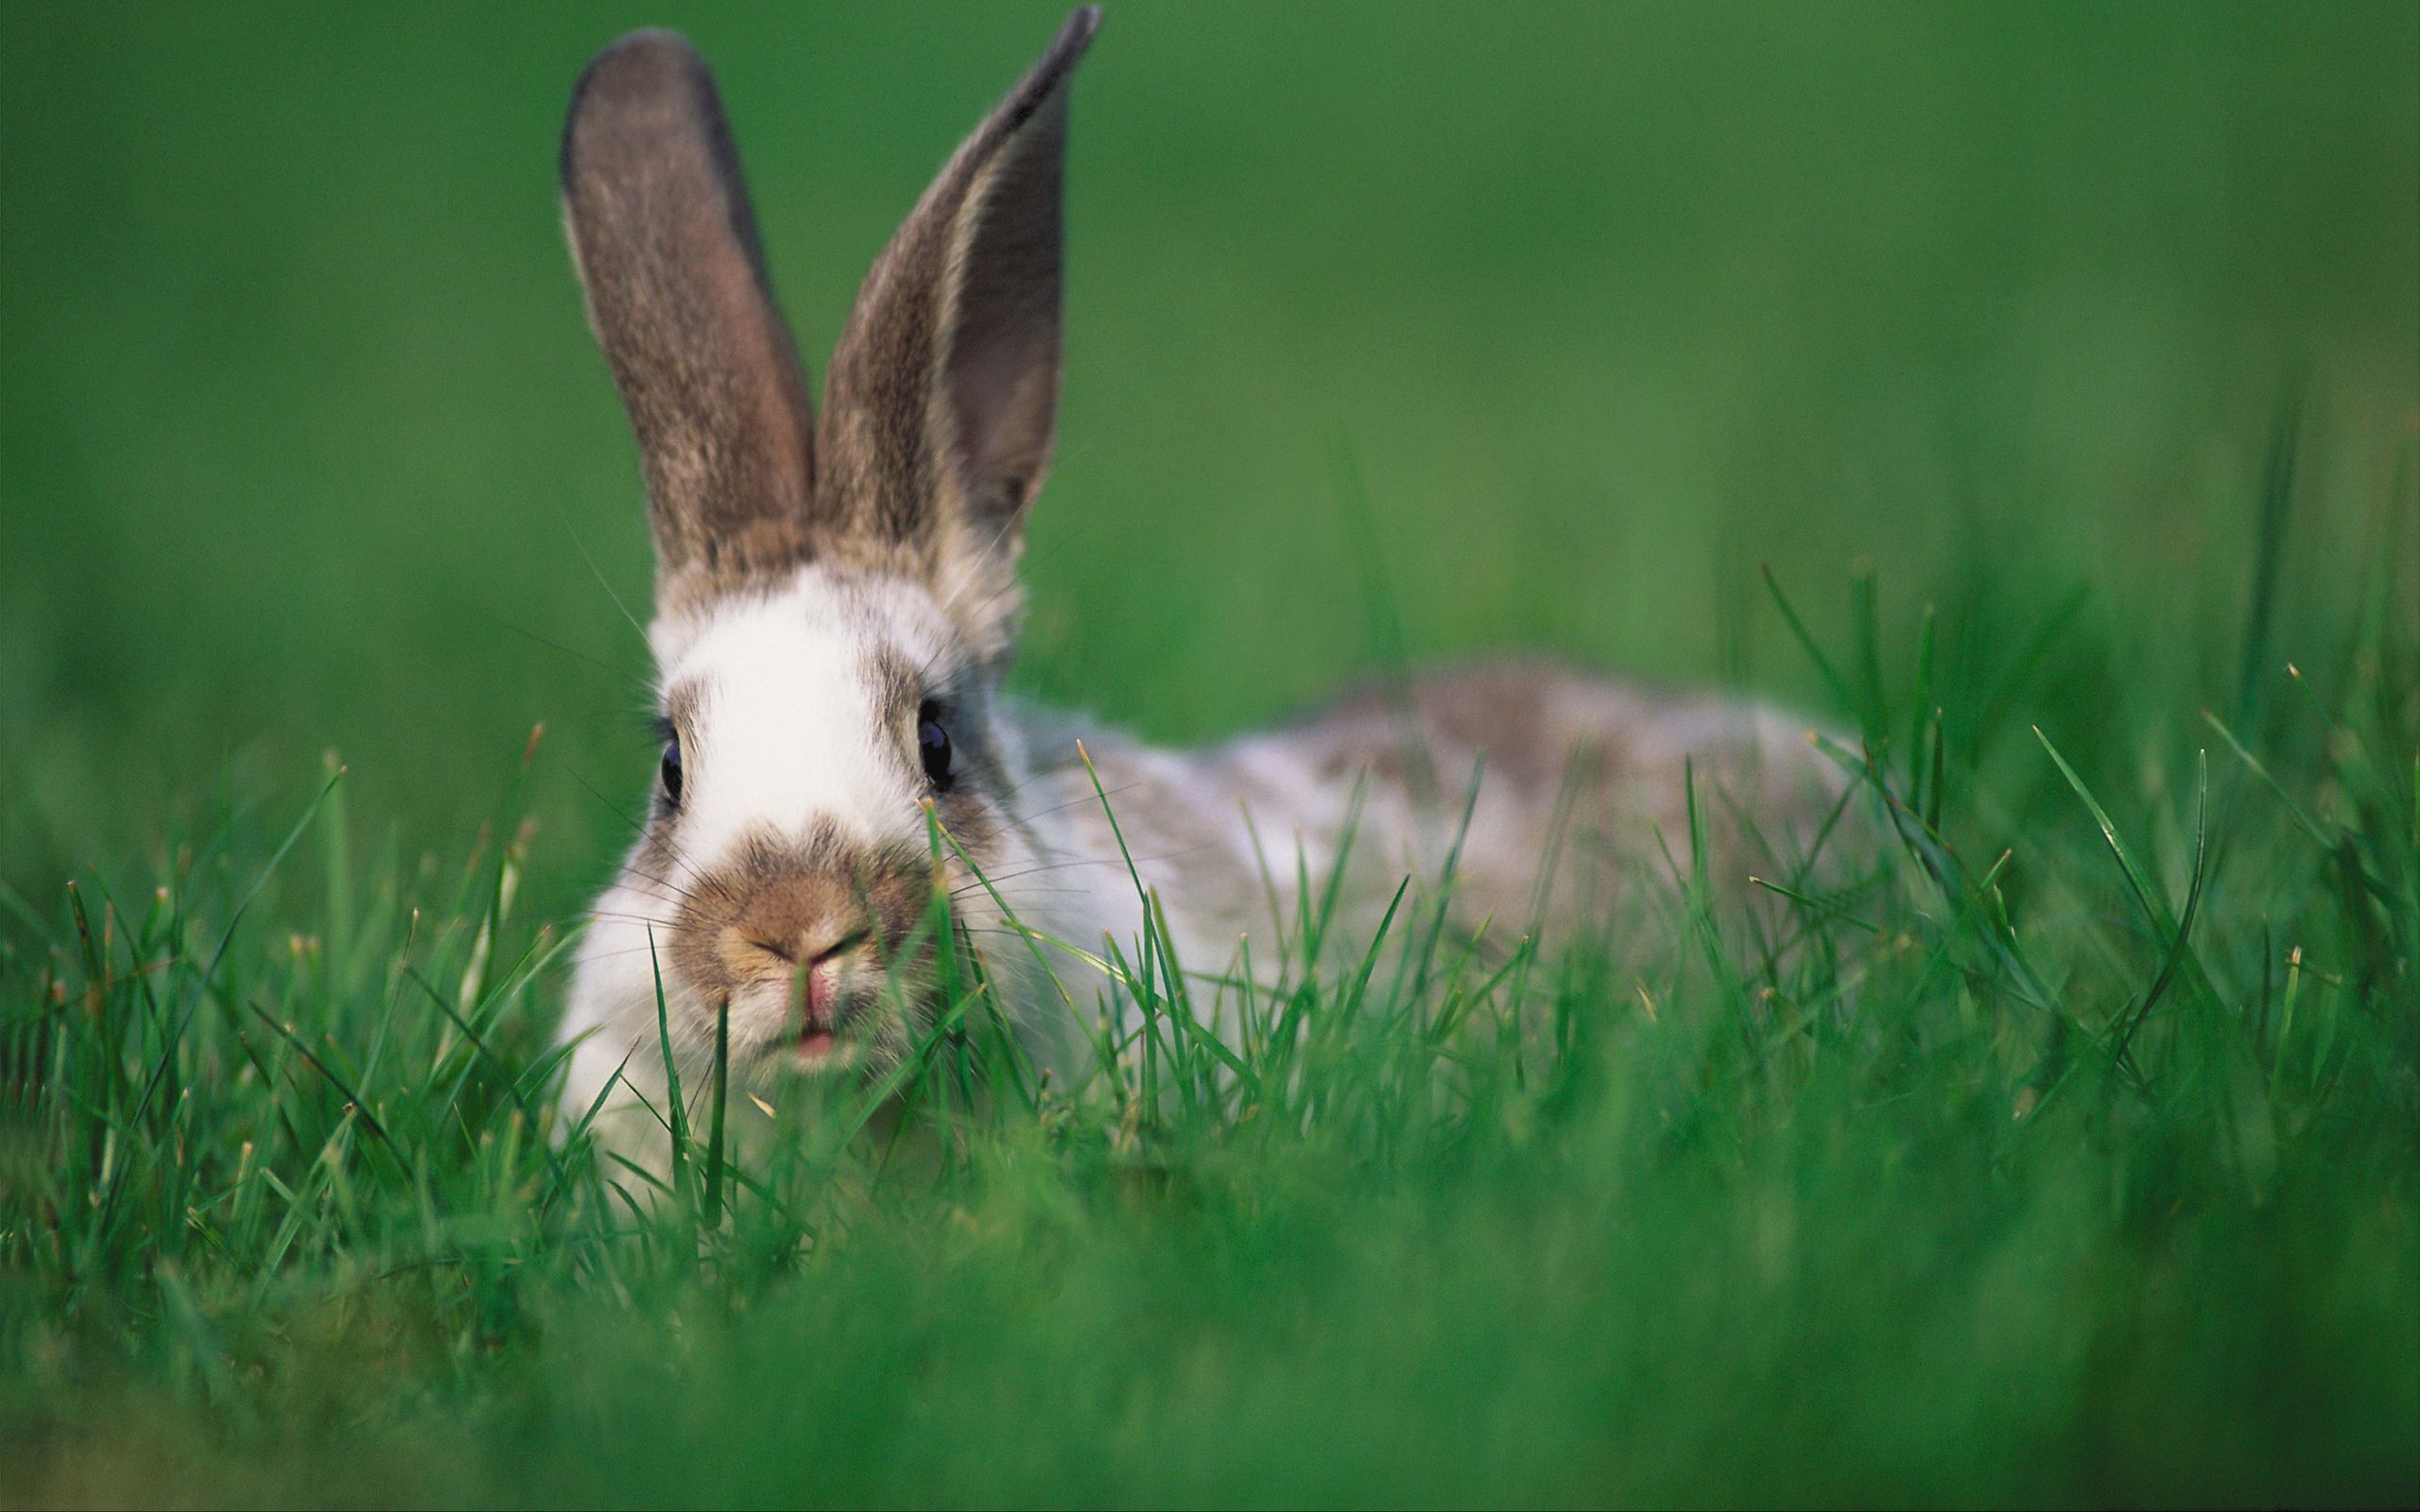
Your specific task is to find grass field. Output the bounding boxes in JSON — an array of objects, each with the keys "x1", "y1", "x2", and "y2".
[{"x1": 3, "y1": 3, "x2": 2416, "y2": 1505}]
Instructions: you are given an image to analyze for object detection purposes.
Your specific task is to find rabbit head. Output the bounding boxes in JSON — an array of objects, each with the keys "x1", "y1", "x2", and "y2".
[{"x1": 559, "y1": 10, "x2": 1098, "y2": 1081}]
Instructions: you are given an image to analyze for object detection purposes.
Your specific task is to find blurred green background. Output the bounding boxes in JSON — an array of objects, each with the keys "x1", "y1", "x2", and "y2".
[
  {"x1": 2, "y1": 9, "x2": 2415, "y2": 1504},
  {"x1": 3, "y1": 0, "x2": 2413, "y2": 900}
]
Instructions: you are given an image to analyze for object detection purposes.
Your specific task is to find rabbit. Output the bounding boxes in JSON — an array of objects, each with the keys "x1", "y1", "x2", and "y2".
[{"x1": 551, "y1": 9, "x2": 1858, "y2": 1176}]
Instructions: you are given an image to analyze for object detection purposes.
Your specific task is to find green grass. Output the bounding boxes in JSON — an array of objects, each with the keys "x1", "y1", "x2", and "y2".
[
  {"x1": 3, "y1": 480, "x2": 2412, "y2": 1505},
  {"x1": 3, "y1": 2, "x2": 2416, "y2": 1505}
]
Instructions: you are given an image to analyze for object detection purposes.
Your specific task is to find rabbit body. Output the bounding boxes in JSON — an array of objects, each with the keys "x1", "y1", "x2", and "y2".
[{"x1": 549, "y1": 12, "x2": 1848, "y2": 1174}]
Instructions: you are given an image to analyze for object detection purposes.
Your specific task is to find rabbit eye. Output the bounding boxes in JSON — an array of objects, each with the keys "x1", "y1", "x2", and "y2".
[
  {"x1": 659, "y1": 732, "x2": 684, "y2": 807},
  {"x1": 917, "y1": 702, "x2": 953, "y2": 787}
]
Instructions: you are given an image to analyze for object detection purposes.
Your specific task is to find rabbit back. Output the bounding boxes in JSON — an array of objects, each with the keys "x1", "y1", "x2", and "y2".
[{"x1": 1015, "y1": 659, "x2": 1859, "y2": 978}]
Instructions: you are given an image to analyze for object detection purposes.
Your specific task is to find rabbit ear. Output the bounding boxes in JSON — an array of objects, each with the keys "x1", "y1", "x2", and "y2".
[
  {"x1": 562, "y1": 30, "x2": 817, "y2": 599},
  {"x1": 817, "y1": 8, "x2": 1098, "y2": 566}
]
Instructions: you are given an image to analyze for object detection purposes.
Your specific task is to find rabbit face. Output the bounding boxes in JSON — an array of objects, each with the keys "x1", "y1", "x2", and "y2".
[
  {"x1": 556, "y1": 11, "x2": 1098, "y2": 1084},
  {"x1": 582, "y1": 566, "x2": 1024, "y2": 1075}
]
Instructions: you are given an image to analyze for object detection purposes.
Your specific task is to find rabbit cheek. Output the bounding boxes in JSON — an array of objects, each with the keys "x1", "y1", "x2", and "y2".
[{"x1": 932, "y1": 782, "x2": 1003, "y2": 863}]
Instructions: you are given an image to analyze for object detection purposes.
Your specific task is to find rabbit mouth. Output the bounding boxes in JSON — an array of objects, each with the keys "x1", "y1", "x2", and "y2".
[
  {"x1": 703, "y1": 923, "x2": 925, "y2": 1074},
  {"x1": 784, "y1": 936, "x2": 879, "y2": 1065}
]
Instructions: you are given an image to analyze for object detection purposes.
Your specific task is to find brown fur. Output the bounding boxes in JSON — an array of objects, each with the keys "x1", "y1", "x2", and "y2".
[
  {"x1": 559, "y1": 31, "x2": 819, "y2": 598},
  {"x1": 656, "y1": 823, "x2": 935, "y2": 1027},
  {"x1": 562, "y1": 11, "x2": 1098, "y2": 620},
  {"x1": 818, "y1": 9, "x2": 1092, "y2": 555}
]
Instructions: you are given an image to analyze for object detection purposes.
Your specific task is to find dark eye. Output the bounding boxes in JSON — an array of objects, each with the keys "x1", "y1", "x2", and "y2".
[
  {"x1": 917, "y1": 702, "x2": 953, "y2": 787},
  {"x1": 659, "y1": 731, "x2": 684, "y2": 807}
]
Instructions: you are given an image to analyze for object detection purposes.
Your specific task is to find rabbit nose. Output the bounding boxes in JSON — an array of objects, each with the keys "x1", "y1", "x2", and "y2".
[{"x1": 698, "y1": 826, "x2": 928, "y2": 992}]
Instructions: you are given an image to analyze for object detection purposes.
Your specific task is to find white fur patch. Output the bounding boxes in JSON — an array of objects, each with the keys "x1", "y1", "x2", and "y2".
[{"x1": 653, "y1": 565, "x2": 954, "y2": 867}]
